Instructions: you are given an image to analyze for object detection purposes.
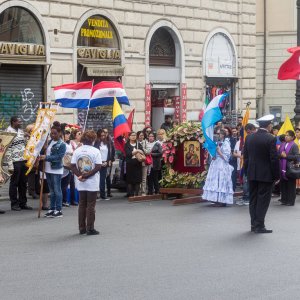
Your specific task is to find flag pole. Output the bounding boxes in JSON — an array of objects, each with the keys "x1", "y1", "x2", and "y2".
[{"x1": 83, "y1": 80, "x2": 94, "y2": 131}]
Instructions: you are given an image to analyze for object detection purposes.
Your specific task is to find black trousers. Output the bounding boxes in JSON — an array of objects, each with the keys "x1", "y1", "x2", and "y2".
[
  {"x1": 61, "y1": 172, "x2": 71, "y2": 203},
  {"x1": 147, "y1": 169, "x2": 160, "y2": 194},
  {"x1": 280, "y1": 179, "x2": 296, "y2": 205},
  {"x1": 249, "y1": 180, "x2": 273, "y2": 229},
  {"x1": 9, "y1": 161, "x2": 28, "y2": 207},
  {"x1": 27, "y1": 168, "x2": 37, "y2": 196}
]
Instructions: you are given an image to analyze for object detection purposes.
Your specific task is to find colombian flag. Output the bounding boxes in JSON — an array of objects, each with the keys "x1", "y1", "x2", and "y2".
[{"x1": 113, "y1": 97, "x2": 131, "y2": 139}]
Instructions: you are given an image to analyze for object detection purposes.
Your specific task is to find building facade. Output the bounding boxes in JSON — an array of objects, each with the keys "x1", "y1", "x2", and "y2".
[
  {"x1": 256, "y1": 0, "x2": 297, "y2": 124},
  {"x1": 0, "y1": 0, "x2": 256, "y2": 131}
]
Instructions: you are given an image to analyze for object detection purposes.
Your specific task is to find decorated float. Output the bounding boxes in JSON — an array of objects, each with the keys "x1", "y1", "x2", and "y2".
[{"x1": 160, "y1": 122, "x2": 207, "y2": 205}]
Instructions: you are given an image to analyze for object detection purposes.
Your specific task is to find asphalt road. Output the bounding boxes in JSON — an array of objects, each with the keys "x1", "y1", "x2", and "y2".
[{"x1": 1, "y1": 195, "x2": 300, "y2": 300}]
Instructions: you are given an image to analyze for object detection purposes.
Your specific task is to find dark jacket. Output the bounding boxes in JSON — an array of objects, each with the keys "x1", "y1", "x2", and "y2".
[
  {"x1": 151, "y1": 142, "x2": 163, "y2": 170},
  {"x1": 94, "y1": 139, "x2": 115, "y2": 162},
  {"x1": 45, "y1": 139, "x2": 66, "y2": 170},
  {"x1": 244, "y1": 129, "x2": 280, "y2": 182},
  {"x1": 285, "y1": 143, "x2": 299, "y2": 161}
]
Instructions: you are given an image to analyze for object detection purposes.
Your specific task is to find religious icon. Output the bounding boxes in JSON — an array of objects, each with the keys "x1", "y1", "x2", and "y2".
[{"x1": 184, "y1": 141, "x2": 200, "y2": 167}]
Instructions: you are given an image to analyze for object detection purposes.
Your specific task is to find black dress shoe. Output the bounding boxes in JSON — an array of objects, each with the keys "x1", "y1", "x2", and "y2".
[
  {"x1": 0, "y1": 209, "x2": 5, "y2": 214},
  {"x1": 286, "y1": 204, "x2": 294, "y2": 206},
  {"x1": 86, "y1": 229, "x2": 100, "y2": 235},
  {"x1": 255, "y1": 228, "x2": 273, "y2": 234},
  {"x1": 79, "y1": 229, "x2": 87, "y2": 235},
  {"x1": 20, "y1": 205, "x2": 33, "y2": 210},
  {"x1": 11, "y1": 206, "x2": 21, "y2": 211}
]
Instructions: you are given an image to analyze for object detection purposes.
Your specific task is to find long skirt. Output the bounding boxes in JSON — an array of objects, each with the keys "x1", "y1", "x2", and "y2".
[{"x1": 203, "y1": 157, "x2": 234, "y2": 204}]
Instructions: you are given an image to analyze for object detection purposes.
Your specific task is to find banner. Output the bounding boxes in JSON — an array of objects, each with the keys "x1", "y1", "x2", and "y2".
[
  {"x1": 0, "y1": 132, "x2": 17, "y2": 186},
  {"x1": 24, "y1": 105, "x2": 58, "y2": 175}
]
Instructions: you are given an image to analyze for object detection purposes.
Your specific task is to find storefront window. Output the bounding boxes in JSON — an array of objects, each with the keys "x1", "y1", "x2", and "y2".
[
  {"x1": 77, "y1": 15, "x2": 119, "y2": 49},
  {"x1": 0, "y1": 7, "x2": 44, "y2": 44},
  {"x1": 149, "y1": 28, "x2": 175, "y2": 66}
]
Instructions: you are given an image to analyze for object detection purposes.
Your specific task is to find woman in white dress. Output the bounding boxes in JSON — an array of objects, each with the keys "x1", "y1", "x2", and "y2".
[{"x1": 203, "y1": 129, "x2": 234, "y2": 207}]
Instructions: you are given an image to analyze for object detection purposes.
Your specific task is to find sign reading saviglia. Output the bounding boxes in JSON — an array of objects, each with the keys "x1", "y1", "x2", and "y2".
[
  {"x1": 0, "y1": 42, "x2": 45, "y2": 56},
  {"x1": 77, "y1": 47, "x2": 121, "y2": 60}
]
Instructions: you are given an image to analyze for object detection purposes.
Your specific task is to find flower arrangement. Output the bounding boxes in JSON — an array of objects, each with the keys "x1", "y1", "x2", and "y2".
[{"x1": 160, "y1": 122, "x2": 207, "y2": 189}]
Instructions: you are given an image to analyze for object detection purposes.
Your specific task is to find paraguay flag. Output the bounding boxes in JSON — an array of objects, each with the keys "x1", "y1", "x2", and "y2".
[
  {"x1": 201, "y1": 93, "x2": 228, "y2": 157},
  {"x1": 54, "y1": 81, "x2": 93, "y2": 108},
  {"x1": 113, "y1": 96, "x2": 131, "y2": 139},
  {"x1": 90, "y1": 81, "x2": 130, "y2": 107}
]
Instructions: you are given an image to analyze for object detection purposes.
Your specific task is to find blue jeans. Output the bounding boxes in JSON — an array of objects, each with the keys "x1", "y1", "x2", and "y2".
[
  {"x1": 100, "y1": 167, "x2": 107, "y2": 198},
  {"x1": 46, "y1": 173, "x2": 63, "y2": 211}
]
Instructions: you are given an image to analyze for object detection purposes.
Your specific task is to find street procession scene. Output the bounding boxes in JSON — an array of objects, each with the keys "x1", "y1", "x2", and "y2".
[{"x1": 2, "y1": 0, "x2": 300, "y2": 299}]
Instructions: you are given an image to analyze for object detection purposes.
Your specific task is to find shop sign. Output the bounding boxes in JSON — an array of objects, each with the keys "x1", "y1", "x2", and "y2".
[
  {"x1": 145, "y1": 84, "x2": 151, "y2": 127},
  {"x1": 77, "y1": 47, "x2": 121, "y2": 61},
  {"x1": 78, "y1": 16, "x2": 120, "y2": 50},
  {"x1": 173, "y1": 96, "x2": 180, "y2": 121},
  {"x1": 205, "y1": 32, "x2": 236, "y2": 77},
  {"x1": 0, "y1": 42, "x2": 45, "y2": 57},
  {"x1": 181, "y1": 83, "x2": 187, "y2": 122}
]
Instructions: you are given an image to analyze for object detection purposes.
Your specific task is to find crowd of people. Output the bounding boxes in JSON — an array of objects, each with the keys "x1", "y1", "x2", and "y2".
[
  {"x1": 0, "y1": 115, "x2": 174, "y2": 235},
  {"x1": 2, "y1": 112, "x2": 300, "y2": 235},
  {"x1": 203, "y1": 114, "x2": 300, "y2": 233}
]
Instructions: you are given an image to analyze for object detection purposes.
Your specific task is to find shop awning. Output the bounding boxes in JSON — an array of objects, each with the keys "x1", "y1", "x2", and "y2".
[
  {"x1": 0, "y1": 59, "x2": 50, "y2": 66},
  {"x1": 79, "y1": 62, "x2": 125, "y2": 77}
]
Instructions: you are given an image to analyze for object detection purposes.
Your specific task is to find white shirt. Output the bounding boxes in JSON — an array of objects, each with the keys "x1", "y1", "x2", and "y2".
[
  {"x1": 71, "y1": 145, "x2": 102, "y2": 191},
  {"x1": 234, "y1": 140, "x2": 241, "y2": 171},
  {"x1": 45, "y1": 140, "x2": 64, "y2": 175},
  {"x1": 99, "y1": 142, "x2": 108, "y2": 161}
]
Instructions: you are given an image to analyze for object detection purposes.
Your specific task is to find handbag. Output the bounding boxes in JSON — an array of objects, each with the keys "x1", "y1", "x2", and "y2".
[
  {"x1": 135, "y1": 143, "x2": 146, "y2": 162},
  {"x1": 63, "y1": 153, "x2": 72, "y2": 169},
  {"x1": 145, "y1": 154, "x2": 153, "y2": 165},
  {"x1": 286, "y1": 160, "x2": 300, "y2": 179}
]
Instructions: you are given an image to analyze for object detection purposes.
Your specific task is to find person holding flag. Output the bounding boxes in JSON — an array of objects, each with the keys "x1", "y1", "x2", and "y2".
[{"x1": 202, "y1": 94, "x2": 234, "y2": 207}]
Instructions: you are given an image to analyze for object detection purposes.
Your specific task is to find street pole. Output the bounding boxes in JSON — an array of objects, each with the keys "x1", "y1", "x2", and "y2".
[{"x1": 295, "y1": 0, "x2": 300, "y2": 126}]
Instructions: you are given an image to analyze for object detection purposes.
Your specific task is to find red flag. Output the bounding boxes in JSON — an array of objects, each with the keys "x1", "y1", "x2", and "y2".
[
  {"x1": 114, "y1": 136, "x2": 126, "y2": 155},
  {"x1": 127, "y1": 108, "x2": 135, "y2": 130},
  {"x1": 278, "y1": 48, "x2": 300, "y2": 80}
]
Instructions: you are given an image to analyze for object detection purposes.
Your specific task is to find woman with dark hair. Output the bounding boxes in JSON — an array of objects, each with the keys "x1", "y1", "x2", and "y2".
[
  {"x1": 124, "y1": 132, "x2": 144, "y2": 197},
  {"x1": 142, "y1": 126, "x2": 153, "y2": 140},
  {"x1": 39, "y1": 124, "x2": 66, "y2": 218},
  {"x1": 71, "y1": 130, "x2": 102, "y2": 235},
  {"x1": 279, "y1": 130, "x2": 299, "y2": 206},
  {"x1": 94, "y1": 129, "x2": 114, "y2": 200},
  {"x1": 202, "y1": 129, "x2": 234, "y2": 207},
  {"x1": 137, "y1": 131, "x2": 147, "y2": 196}
]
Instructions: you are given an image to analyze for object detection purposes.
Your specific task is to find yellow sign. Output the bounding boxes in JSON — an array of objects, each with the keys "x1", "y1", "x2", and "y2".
[
  {"x1": 77, "y1": 48, "x2": 120, "y2": 60},
  {"x1": 80, "y1": 18, "x2": 113, "y2": 39},
  {"x1": 0, "y1": 42, "x2": 45, "y2": 56}
]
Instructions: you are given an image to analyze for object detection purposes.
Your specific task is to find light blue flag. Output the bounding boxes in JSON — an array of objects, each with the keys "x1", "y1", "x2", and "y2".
[{"x1": 201, "y1": 93, "x2": 228, "y2": 157}]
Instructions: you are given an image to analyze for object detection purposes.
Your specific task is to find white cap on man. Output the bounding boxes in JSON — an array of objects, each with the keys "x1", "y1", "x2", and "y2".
[{"x1": 256, "y1": 114, "x2": 274, "y2": 127}]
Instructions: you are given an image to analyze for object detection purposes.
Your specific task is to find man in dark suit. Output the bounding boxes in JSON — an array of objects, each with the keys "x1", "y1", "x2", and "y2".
[{"x1": 244, "y1": 115, "x2": 280, "y2": 233}]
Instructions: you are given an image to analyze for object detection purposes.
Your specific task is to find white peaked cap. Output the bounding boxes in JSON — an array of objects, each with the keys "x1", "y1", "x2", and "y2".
[{"x1": 257, "y1": 114, "x2": 274, "y2": 122}]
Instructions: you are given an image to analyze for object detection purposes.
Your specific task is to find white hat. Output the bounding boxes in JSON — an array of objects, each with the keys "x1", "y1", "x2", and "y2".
[{"x1": 257, "y1": 114, "x2": 274, "y2": 123}]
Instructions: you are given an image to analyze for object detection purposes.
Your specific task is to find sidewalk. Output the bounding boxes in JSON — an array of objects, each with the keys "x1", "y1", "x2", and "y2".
[{"x1": 0, "y1": 182, "x2": 9, "y2": 201}]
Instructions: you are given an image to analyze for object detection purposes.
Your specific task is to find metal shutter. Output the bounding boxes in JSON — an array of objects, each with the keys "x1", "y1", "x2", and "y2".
[{"x1": 0, "y1": 64, "x2": 43, "y2": 129}]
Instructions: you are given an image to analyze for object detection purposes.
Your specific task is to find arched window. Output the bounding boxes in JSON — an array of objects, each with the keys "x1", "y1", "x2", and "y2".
[
  {"x1": 77, "y1": 15, "x2": 120, "y2": 49},
  {"x1": 0, "y1": 7, "x2": 44, "y2": 44},
  {"x1": 149, "y1": 28, "x2": 175, "y2": 66}
]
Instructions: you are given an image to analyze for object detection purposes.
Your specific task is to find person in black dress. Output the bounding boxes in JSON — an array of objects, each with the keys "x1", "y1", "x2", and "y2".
[
  {"x1": 125, "y1": 132, "x2": 144, "y2": 197},
  {"x1": 279, "y1": 130, "x2": 299, "y2": 206},
  {"x1": 244, "y1": 115, "x2": 280, "y2": 233}
]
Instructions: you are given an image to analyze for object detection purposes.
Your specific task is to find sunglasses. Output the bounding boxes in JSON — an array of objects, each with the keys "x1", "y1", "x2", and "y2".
[{"x1": 65, "y1": 131, "x2": 70, "y2": 134}]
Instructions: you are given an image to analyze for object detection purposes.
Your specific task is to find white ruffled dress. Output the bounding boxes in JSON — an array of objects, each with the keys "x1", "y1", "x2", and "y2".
[{"x1": 203, "y1": 138, "x2": 234, "y2": 204}]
